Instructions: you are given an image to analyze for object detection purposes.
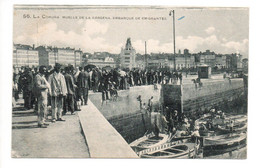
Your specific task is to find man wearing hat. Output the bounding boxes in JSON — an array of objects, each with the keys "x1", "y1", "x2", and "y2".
[{"x1": 48, "y1": 63, "x2": 67, "y2": 122}]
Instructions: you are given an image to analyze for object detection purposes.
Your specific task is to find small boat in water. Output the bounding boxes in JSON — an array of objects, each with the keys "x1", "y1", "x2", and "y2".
[
  {"x1": 130, "y1": 133, "x2": 168, "y2": 153},
  {"x1": 139, "y1": 139, "x2": 200, "y2": 159},
  {"x1": 216, "y1": 122, "x2": 247, "y2": 134},
  {"x1": 203, "y1": 132, "x2": 247, "y2": 157},
  {"x1": 225, "y1": 114, "x2": 247, "y2": 123}
]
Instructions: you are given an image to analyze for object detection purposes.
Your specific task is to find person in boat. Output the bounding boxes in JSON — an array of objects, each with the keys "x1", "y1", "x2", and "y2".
[
  {"x1": 173, "y1": 126, "x2": 188, "y2": 138},
  {"x1": 167, "y1": 114, "x2": 174, "y2": 134},
  {"x1": 167, "y1": 127, "x2": 177, "y2": 142},
  {"x1": 172, "y1": 110, "x2": 179, "y2": 127},
  {"x1": 206, "y1": 120, "x2": 213, "y2": 130},
  {"x1": 227, "y1": 120, "x2": 234, "y2": 132},
  {"x1": 220, "y1": 111, "x2": 226, "y2": 119},
  {"x1": 191, "y1": 126, "x2": 200, "y2": 145},
  {"x1": 210, "y1": 108, "x2": 216, "y2": 119},
  {"x1": 137, "y1": 95, "x2": 142, "y2": 110},
  {"x1": 191, "y1": 126, "x2": 201, "y2": 156},
  {"x1": 164, "y1": 106, "x2": 173, "y2": 134},
  {"x1": 147, "y1": 96, "x2": 154, "y2": 113},
  {"x1": 141, "y1": 103, "x2": 148, "y2": 114},
  {"x1": 180, "y1": 117, "x2": 190, "y2": 132},
  {"x1": 150, "y1": 111, "x2": 161, "y2": 138},
  {"x1": 199, "y1": 123, "x2": 207, "y2": 131}
]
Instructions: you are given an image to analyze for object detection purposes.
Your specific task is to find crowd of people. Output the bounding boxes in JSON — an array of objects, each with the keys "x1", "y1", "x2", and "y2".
[
  {"x1": 12, "y1": 63, "x2": 186, "y2": 128},
  {"x1": 13, "y1": 63, "x2": 91, "y2": 128}
]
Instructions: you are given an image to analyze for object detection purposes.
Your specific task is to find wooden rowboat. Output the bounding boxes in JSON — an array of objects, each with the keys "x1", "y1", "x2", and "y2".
[
  {"x1": 203, "y1": 133, "x2": 247, "y2": 157},
  {"x1": 217, "y1": 122, "x2": 247, "y2": 134},
  {"x1": 225, "y1": 114, "x2": 247, "y2": 123},
  {"x1": 130, "y1": 133, "x2": 168, "y2": 153},
  {"x1": 140, "y1": 140, "x2": 199, "y2": 159}
]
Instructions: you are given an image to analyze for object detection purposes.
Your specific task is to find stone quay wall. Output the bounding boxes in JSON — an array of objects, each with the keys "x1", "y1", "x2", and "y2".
[
  {"x1": 182, "y1": 78, "x2": 244, "y2": 114},
  {"x1": 89, "y1": 85, "x2": 161, "y2": 143}
]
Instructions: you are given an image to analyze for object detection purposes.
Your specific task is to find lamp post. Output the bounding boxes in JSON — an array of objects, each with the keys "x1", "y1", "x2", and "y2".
[
  {"x1": 145, "y1": 41, "x2": 147, "y2": 69},
  {"x1": 169, "y1": 10, "x2": 176, "y2": 71}
]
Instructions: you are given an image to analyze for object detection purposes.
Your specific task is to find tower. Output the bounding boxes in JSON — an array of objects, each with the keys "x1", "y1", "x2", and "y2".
[{"x1": 120, "y1": 38, "x2": 136, "y2": 69}]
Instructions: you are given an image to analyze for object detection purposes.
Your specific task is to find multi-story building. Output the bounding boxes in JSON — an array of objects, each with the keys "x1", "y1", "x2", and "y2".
[
  {"x1": 75, "y1": 49, "x2": 83, "y2": 67},
  {"x1": 215, "y1": 54, "x2": 226, "y2": 69},
  {"x1": 136, "y1": 59, "x2": 145, "y2": 69},
  {"x1": 37, "y1": 46, "x2": 82, "y2": 67},
  {"x1": 120, "y1": 38, "x2": 136, "y2": 69},
  {"x1": 224, "y1": 53, "x2": 243, "y2": 71},
  {"x1": 242, "y1": 58, "x2": 248, "y2": 73},
  {"x1": 168, "y1": 49, "x2": 195, "y2": 70},
  {"x1": 56, "y1": 47, "x2": 75, "y2": 66},
  {"x1": 87, "y1": 57, "x2": 116, "y2": 68},
  {"x1": 199, "y1": 50, "x2": 216, "y2": 67},
  {"x1": 13, "y1": 44, "x2": 39, "y2": 68}
]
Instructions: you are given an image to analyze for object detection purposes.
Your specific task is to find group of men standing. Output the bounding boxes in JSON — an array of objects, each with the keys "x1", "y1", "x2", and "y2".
[{"x1": 15, "y1": 63, "x2": 91, "y2": 128}]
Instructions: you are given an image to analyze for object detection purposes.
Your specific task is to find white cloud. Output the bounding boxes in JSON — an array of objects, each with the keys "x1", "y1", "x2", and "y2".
[
  {"x1": 221, "y1": 39, "x2": 249, "y2": 55},
  {"x1": 133, "y1": 39, "x2": 172, "y2": 54},
  {"x1": 205, "y1": 27, "x2": 216, "y2": 34},
  {"x1": 131, "y1": 34, "x2": 248, "y2": 57},
  {"x1": 13, "y1": 21, "x2": 248, "y2": 57},
  {"x1": 14, "y1": 20, "x2": 118, "y2": 53}
]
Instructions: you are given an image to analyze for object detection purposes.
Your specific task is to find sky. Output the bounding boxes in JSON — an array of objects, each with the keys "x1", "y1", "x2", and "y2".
[{"x1": 13, "y1": 6, "x2": 249, "y2": 57}]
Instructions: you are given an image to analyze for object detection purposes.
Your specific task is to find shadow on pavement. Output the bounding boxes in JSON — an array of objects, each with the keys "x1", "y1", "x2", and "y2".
[
  {"x1": 12, "y1": 121, "x2": 37, "y2": 125},
  {"x1": 12, "y1": 112, "x2": 36, "y2": 117},
  {"x1": 12, "y1": 107, "x2": 27, "y2": 111},
  {"x1": 12, "y1": 125, "x2": 39, "y2": 129}
]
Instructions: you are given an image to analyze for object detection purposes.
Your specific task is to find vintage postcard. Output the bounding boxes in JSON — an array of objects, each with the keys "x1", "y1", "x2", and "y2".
[{"x1": 12, "y1": 5, "x2": 248, "y2": 159}]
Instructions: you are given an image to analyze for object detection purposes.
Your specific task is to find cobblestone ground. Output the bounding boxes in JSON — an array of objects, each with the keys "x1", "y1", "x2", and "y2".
[{"x1": 12, "y1": 98, "x2": 90, "y2": 158}]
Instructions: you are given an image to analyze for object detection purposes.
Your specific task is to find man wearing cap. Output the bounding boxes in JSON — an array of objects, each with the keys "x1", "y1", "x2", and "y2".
[{"x1": 48, "y1": 63, "x2": 67, "y2": 122}]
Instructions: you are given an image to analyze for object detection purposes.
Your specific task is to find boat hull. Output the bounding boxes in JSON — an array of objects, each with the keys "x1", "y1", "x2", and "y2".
[{"x1": 203, "y1": 133, "x2": 247, "y2": 157}]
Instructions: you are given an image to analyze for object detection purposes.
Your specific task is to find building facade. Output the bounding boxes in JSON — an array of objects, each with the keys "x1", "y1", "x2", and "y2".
[
  {"x1": 75, "y1": 50, "x2": 83, "y2": 67},
  {"x1": 199, "y1": 50, "x2": 216, "y2": 67},
  {"x1": 37, "y1": 46, "x2": 82, "y2": 67},
  {"x1": 13, "y1": 44, "x2": 39, "y2": 68},
  {"x1": 120, "y1": 38, "x2": 136, "y2": 69},
  {"x1": 87, "y1": 57, "x2": 116, "y2": 68},
  {"x1": 242, "y1": 58, "x2": 248, "y2": 73}
]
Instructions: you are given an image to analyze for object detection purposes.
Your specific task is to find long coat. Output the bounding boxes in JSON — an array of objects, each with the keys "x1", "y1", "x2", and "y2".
[
  {"x1": 34, "y1": 74, "x2": 49, "y2": 99},
  {"x1": 48, "y1": 72, "x2": 67, "y2": 97},
  {"x1": 64, "y1": 73, "x2": 76, "y2": 95},
  {"x1": 77, "y1": 71, "x2": 90, "y2": 89}
]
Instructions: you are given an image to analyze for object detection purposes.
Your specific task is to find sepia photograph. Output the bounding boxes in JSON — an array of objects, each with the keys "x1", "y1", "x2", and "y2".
[{"x1": 11, "y1": 5, "x2": 249, "y2": 159}]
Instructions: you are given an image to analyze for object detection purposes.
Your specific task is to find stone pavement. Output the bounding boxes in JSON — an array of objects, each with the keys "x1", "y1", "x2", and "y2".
[{"x1": 12, "y1": 98, "x2": 90, "y2": 158}]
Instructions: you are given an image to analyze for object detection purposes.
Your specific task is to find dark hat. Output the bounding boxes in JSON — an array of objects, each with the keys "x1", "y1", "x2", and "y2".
[{"x1": 54, "y1": 63, "x2": 62, "y2": 69}]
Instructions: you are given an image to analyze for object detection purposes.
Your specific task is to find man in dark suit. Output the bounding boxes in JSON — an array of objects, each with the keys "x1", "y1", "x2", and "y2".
[
  {"x1": 21, "y1": 67, "x2": 34, "y2": 110},
  {"x1": 64, "y1": 66, "x2": 77, "y2": 114},
  {"x1": 77, "y1": 66, "x2": 90, "y2": 105}
]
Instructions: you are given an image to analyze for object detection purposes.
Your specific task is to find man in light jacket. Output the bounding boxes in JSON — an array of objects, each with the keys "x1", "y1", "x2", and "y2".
[
  {"x1": 35, "y1": 65, "x2": 50, "y2": 128},
  {"x1": 48, "y1": 63, "x2": 67, "y2": 122}
]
